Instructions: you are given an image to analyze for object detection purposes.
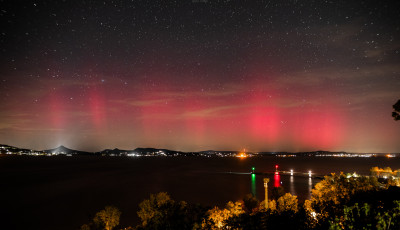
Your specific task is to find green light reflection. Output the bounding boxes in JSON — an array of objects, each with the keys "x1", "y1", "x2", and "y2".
[{"x1": 251, "y1": 173, "x2": 256, "y2": 197}]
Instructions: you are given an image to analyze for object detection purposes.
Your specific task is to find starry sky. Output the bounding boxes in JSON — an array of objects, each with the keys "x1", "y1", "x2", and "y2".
[{"x1": 1, "y1": 0, "x2": 399, "y2": 153}]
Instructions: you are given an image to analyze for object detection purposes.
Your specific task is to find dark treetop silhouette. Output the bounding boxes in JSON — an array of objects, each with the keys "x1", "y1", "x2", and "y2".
[{"x1": 393, "y1": 100, "x2": 400, "y2": 121}]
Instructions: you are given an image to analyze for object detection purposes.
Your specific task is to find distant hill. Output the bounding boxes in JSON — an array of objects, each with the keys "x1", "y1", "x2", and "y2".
[
  {"x1": 43, "y1": 145, "x2": 91, "y2": 155},
  {"x1": 0, "y1": 144, "x2": 37, "y2": 154},
  {"x1": 133, "y1": 147, "x2": 185, "y2": 156},
  {"x1": 0, "y1": 143, "x2": 396, "y2": 157},
  {"x1": 96, "y1": 148, "x2": 131, "y2": 156}
]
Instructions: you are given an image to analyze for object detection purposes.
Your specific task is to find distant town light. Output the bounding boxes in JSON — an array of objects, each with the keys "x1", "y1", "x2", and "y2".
[
  {"x1": 290, "y1": 169, "x2": 293, "y2": 176},
  {"x1": 308, "y1": 171, "x2": 312, "y2": 177}
]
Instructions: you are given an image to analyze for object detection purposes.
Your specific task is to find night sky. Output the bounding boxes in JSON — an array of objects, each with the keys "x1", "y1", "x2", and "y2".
[{"x1": 1, "y1": 0, "x2": 399, "y2": 153}]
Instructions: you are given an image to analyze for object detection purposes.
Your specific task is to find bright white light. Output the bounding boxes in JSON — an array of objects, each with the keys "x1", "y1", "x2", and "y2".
[
  {"x1": 311, "y1": 211, "x2": 317, "y2": 219},
  {"x1": 290, "y1": 169, "x2": 293, "y2": 176},
  {"x1": 308, "y1": 171, "x2": 312, "y2": 177}
]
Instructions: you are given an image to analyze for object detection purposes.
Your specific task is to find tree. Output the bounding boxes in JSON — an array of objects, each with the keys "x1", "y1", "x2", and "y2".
[
  {"x1": 136, "y1": 192, "x2": 204, "y2": 230},
  {"x1": 80, "y1": 224, "x2": 91, "y2": 230},
  {"x1": 93, "y1": 206, "x2": 121, "y2": 230},
  {"x1": 202, "y1": 201, "x2": 244, "y2": 229},
  {"x1": 329, "y1": 201, "x2": 400, "y2": 229},
  {"x1": 271, "y1": 186, "x2": 285, "y2": 200},
  {"x1": 393, "y1": 99, "x2": 400, "y2": 120},
  {"x1": 305, "y1": 173, "x2": 383, "y2": 228},
  {"x1": 242, "y1": 194, "x2": 259, "y2": 213},
  {"x1": 137, "y1": 192, "x2": 175, "y2": 227},
  {"x1": 267, "y1": 199, "x2": 277, "y2": 212},
  {"x1": 276, "y1": 193, "x2": 298, "y2": 213},
  {"x1": 370, "y1": 166, "x2": 381, "y2": 177}
]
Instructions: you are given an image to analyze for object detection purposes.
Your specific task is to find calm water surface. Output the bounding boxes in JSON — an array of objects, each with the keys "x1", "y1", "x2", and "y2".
[{"x1": 1, "y1": 155, "x2": 399, "y2": 230}]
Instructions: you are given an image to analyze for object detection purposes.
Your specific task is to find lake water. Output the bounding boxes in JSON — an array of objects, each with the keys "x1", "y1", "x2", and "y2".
[{"x1": 1, "y1": 155, "x2": 399, "y2": 230}]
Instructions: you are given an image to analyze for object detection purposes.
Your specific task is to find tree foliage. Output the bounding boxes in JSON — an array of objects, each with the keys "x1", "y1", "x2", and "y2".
[
  {"x1": 137, "y1": 192, "x2": 206, "y2": 230},
  {"x1": 80, "y1": 224, "x2": 91, "y2": 230},
  {"x1": 276, "y1": 193, "x2": 298, "y2": 213},
  {"x1": 267, "y1": 199, "x2": 276, "y2": 212},
  {"x1": 306, "y1": 172, "x2": 383, "y2": 228},
  {"x1": 93, "y1": 206, "x2": 121, "y2": 230},
  {"x1": 222, "y1": 192, "x2": 301, "y2": 230},
  {"x1": 393, "y1": 99, "x2": 400, "y2": 121},
  {"x1": 137, "y1": 192, "x2": 175, "y2": 227},
  {"x1": 202, "y1": 201, "x2": 244, "y2": 229},
  {"x1": 225, "y1": 211, "x2": 268, "y2": 230},
  {"x1": 271, "y1": 186, "x2": 285, "y2": 200},
  {"x1": 242, "y1": 194, "x2": 259, "y2": 213},
  {"x1": 329, "y1": 201, "x2": 400, "y2": 229}
]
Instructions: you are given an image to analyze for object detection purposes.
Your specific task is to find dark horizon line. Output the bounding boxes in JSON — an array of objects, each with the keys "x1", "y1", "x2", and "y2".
[{"x1": 1, "y1": 143, "x2": 397, "y2": 155}]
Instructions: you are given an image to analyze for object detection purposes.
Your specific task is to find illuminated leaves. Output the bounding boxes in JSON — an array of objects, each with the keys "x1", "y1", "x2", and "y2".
[
  {"x1": 137, "y1": 192, "x2": 183, "y2": 227},
  {"x1": 136, "y1": 192, "x2": 206, "y2": 230},
  {"x1": 276, "y1": 193, "x2": 299, "y2": 214},
  {"x1": 306, "y1": 172, "x2": 383, "y2": 227},
  {"x1": 202, "y1": 201, "x2": 244, "y2": 229},
  {"x1": 93, "y1": 206, "x2": 121, "y2": 230}
]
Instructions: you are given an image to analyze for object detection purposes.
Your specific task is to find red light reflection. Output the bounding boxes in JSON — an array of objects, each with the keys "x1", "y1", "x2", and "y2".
[{"x1": 274, "y1": 173, "x2": 281, "y2": 187}]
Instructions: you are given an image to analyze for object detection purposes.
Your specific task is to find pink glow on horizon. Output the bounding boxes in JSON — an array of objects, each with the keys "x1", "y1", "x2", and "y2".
[
  {"x1": 89, "y1": 86, "x2": 106, "y2": 130},
  {"x1": 292, "y1": 105, "x2": 345, "y2": 150},
  {"x1": 184, "y1": 99, "x2": 206, "y2": 145},
  {"x1": 110, "y1": 83, "x2": 349, "y2": 151},
  {"x1": 4, "y1": 70, "x2": 395, "y2": 153},
  {"x1": 250, "y1": 106, "x2": 280, "y2": 144}
]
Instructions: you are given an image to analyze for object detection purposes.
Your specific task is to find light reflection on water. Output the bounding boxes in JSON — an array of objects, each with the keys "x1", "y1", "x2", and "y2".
[
  {"x1": 290, "y1": 175, "x2": 295, "y2": 195},
  {"x1": 274, "y1": 173, "x2": 281, "y2": 187},
  {"x1": 250, "y1": 173, "x2": 319, "y2": 201},
  {"x1": 251, "y1": 174, "x2": 256, "y2": 196}
]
